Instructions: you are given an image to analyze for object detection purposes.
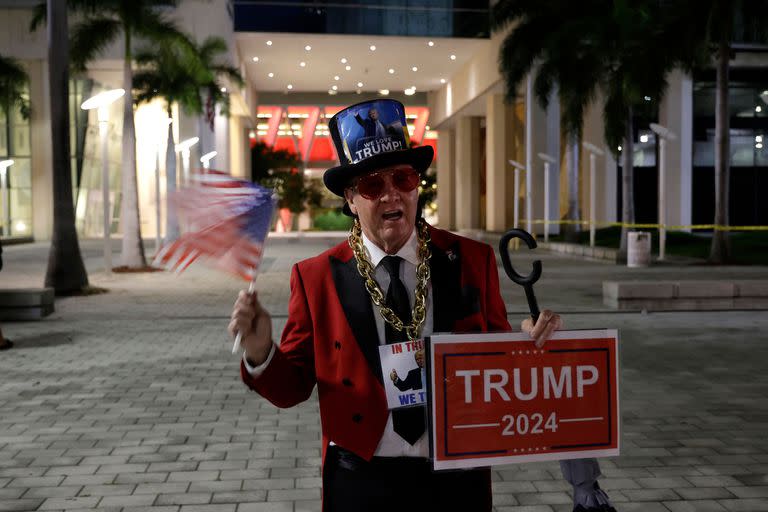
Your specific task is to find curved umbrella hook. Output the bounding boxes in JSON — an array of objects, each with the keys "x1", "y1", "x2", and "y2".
[{"x1": 499, "y1": 229, "x2": 542, "y2": 322}]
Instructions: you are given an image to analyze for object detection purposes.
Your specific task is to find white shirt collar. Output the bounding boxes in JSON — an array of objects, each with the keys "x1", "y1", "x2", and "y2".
[{"x1": 361, "y1": 228, "x2": 419, "y2": 268}]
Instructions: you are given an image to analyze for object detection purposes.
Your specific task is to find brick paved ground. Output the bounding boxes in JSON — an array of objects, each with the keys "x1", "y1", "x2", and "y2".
[{"x1": 1, "y1": 235, "x2": 767, "y2": 512}]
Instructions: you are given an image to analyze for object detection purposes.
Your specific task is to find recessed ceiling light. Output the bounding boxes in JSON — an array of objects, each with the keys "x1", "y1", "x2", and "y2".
[
  {"x1": 345, "y1": 65, "x2": 351, "y2": 71},
  {"x1": 334, "y1": 75, "x2": 340, "y2": 80},
  {"x1": 757, "y1": 142, "x2": 764, "y2": 149},
  {"x1": 299, "y1": 61, "x2": 306, "y2": 67},
  {"x1": 305, "y1": 45, "x2": 312, "y2": 51},
  {"x1": 388, "y1": 68, "x2": 395, "y2": 74},
  {"x1": 266, "y1": 40, "x2": 273, "y2": 46},
  {"x1": 412, "y1": 66, "x2": 418, "y2": 72},
  {"x1": 379, "y1": 89, "x2": 389, "y2": 95},
  {"x1": 341, "y1": 58, "x2": 347, "y2": 64},
  {"x1": 357, "y1": 82, "x2": 363, "y2": 87},
  {"x1": 369, "y1": 45, "x2": 376, "y2": 51},
  {"x1": 329, "y1": 89, "x2": 337, "y2": 95},
  {"x1": 440, "y1": 78, "x2": 446, "y2": 84},
  {"x1": 268, "y1": 72, "x2": 274, "y2": 78},
  {"x1": 640, "y1": 134, "x2": 649, "y2": 143},
  {"x1": 404, "y1": 87, "x2": 415, "y2": 96},
  {"x1": 450, "y1": 54, "x2": 456, "y2": 60},
  {"x1": 221, "y1": 87, "x2": 227, "y2": 93},
  {"x1": 287, "y1": 84, "x2": 293, "y2": 90},
  {"x1": 757, "y1": 106, "x2": 763, "y2": 113},
  {"x1": 428, "y1": 41, "x2": 434, "y2": 47},
  {"x1": 252, "y1": 56, "x2": 259, "y2": 62},
  {"x1": 332, "y1": 85, "x2": 338, "y2": 90}
]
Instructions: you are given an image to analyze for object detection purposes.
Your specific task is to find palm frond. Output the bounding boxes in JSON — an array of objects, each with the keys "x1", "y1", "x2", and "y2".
[
  {"x1": 0, "y1": 54, "x2": 31, "y2": 119},
  {"x1": 70, "y1": 16, "x2": 121, "y2": 71},
  {"x1": 29, "y1": 2, "x2": 47, "y2": 31}
]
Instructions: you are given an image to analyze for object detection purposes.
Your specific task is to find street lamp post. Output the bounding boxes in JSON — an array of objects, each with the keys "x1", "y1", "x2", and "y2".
[
  {"x1": 0, "y1": 160, "x2": 13, "y2": 237},
  {"x1": 650, "y1": 123, "x2": 677, "y2": 261},
  {"x1": 200, "y1": 151, "x2": 217, "y2": 170},
  {"x1": 176, "y1": 137, "x2": 199, "y2": 186},
  {"x1": 538, "y1": 153, "x2": 557, "y2": 242},
  {"x1": 508, "y1": 160, "x2": 526, "y2": 230},
  {"x1": 81, "y1": 88, "x2": 125, "y2": 274},
  {"x1": 582, "y1": 142, "x2": 605, "y2": 248}
]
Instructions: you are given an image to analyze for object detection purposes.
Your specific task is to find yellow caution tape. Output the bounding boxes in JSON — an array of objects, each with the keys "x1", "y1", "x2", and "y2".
[{"x1": 527, "y1": 219, "x2": 768, "y2": 231}]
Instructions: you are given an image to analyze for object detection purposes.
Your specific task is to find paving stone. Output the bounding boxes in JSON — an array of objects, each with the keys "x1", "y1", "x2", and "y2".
[
  {"x1": 156, "y1": 493, "x2": 213, "y2": 505},
  {"x1": 664, "y1": 500, "x2": 728, "y2": 511}
]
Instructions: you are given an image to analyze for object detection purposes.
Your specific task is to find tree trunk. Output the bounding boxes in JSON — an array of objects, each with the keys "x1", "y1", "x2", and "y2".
[
  {"x1": 164, "y1": 104, "x2": 179, "y2": 243},
  {"x1": 43, "y1": 0, "x2": 89, "y2": 294},
  {"x1": 119, "y1": 29, "x2": 147, "y2": 268},
  {"x1": 563, "y1": 133, "x2": 580, "y2": 242},
  {"x1": 618, "y1": 106, "x2": 635, "y2": 263},
  {"x1": 709, "y1": 38, "x2": 731, "y2": 263}
]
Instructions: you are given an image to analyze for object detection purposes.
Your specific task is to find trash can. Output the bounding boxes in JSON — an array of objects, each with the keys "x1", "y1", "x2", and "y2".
[{"x1": 627, "y1": 231, "x2": 651, "y2": 267}]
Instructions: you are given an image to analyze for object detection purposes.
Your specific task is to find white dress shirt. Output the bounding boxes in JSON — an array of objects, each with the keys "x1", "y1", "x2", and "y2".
[{"x1": 245, "y1": 228, "x2": 433, "y2": 458}]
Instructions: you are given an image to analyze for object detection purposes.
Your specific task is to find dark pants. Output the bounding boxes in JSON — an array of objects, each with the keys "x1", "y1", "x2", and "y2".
[{"x1": 323, "y1": 446, "x2": 492, "y2": 512}]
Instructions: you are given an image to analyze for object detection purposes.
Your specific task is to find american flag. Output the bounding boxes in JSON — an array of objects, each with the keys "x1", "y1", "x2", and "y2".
[{"x1": 154, "y1": 171, "x2": 275, "y2": 281}]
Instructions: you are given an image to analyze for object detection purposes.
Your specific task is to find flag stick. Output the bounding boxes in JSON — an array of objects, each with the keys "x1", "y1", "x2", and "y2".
[{"x1": 232, "y1": 272, "x2": 257, "y2": 354}]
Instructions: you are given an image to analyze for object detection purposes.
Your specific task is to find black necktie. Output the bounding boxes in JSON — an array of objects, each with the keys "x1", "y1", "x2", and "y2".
[{"x1": 381, "y1": 256, "x2": 425, "y2": 445}]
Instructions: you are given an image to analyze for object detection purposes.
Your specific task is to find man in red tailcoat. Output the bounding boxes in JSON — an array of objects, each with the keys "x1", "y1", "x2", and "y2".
[{"x1": 230, "y1": 99, "x2": 614, "y2": 512}]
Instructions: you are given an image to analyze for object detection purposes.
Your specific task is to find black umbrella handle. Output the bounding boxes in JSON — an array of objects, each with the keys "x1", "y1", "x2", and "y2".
[{"x1": 499, "y1": 229, "x2": 542, "y2": 323}]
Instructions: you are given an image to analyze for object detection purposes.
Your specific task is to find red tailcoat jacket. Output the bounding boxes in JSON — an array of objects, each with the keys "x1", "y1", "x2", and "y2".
[{"x1": 241, "y1": 224, "x2": 511, "y2": 464}]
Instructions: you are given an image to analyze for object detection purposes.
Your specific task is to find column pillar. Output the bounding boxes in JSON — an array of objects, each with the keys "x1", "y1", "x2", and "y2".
[
  {"x1": 436, "y1": 127, "x2": 455, "y2": 230},
  {"x1": 455, "y1": 116, "x2": 481, "y2": 230},
  {"x1": 486, "y1": 94, "x2": 508, "y2": 232},
  {"x1": 659, "y1": 69, "x2": 693, "y2": 230}
]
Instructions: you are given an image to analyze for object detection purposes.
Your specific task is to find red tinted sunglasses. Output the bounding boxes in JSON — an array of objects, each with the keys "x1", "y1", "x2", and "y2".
[{"x1": 354, "y1": 168, "x2": 420, "y2": 200}]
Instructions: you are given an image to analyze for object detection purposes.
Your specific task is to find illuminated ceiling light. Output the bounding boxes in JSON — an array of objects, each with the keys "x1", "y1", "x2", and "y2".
[
  {"x1": 756, "y1": 142, "x2": 763, "y2": 149},
  {"x1": 287, "y1": 84, "x2": 293, "y2": 90},
  {"x1": 220, "y1": 87, "x2": 227, "y2": 93},
  {"x1": 388, "y1": 68, "x2": 395, "y2": 74},
  {"x1": 425, "y1": 125, "x2": 430, "y2": 130},
  {"x1": 340, "y1": 57, "x2": 347, "y2": 64},
  {"x1": 332, "y1": 85, "x2": 338, "y2": 91},
  {"x1": 268, "y1": 72, "x2": 274, "y2": 78},
  {"x1": 252, "y1": 56, "x2": 259, "y2": 62},
  {"x1": 378, "y1": 89, "x2": 389, "y2": 95},
  {"x1": 763, "y1": 90, "x2": 768, "y2": 95},
  {"x1": 756, "y1": 106, "x2": 763, "y2": 113},
  {"x1": 369, "y1": 45, "x2": 376, "y2": 51},
  {"x1": 334, "y1": 75, "x2": 340, "y2": 80},
  {"x1": 617, "y1": 145, "x2": 622, "y2": 151},
  {"x1": 428, "y1": 41, "x2": 434, "y2": 47},
  {"x1": 345, "y1": 65, "x2": 351, "y2": 71},
  {"x1": 266, "y1": 40, "x2": 272, "y2": 46},
  {"x1": 640, "y1": 134, "x2": 649, "y2": 143},
  {"x1": 305, "y1": 45, "x2": 312, "y2": 51},
  {"x1": 644, "y1": 95, "x2": 651, "y2": 101},
  {"x1": 357, "y1": 81, "x2": 363, "y2": 88},
  {"x1": 404, "y1": 87, "x2": 416, "y2": 96},
  {"x1": 440, "y1": 78, "x2": 446, "y2": 84},
  {"x1": 756, "y1": 135, "x2": 763, "y2": 143},
  {"x1": 412, "y1": 66, "x2": 418, "y2": 72},
  {"x1": 328, "y1": 89, "x2": 337, "y2": 95},
  {"x1": 450, "y1": 54, "x2": 456, "y2": 60},
  {"x1": 299, "y1": 61, "x2": 306, "y2": 67}
]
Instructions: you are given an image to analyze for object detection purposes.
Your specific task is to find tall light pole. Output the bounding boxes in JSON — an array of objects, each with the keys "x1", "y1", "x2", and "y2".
[
  {"x1": 200, "y1": 151, "x2": 217, "y2": 170},
  {"x1": 538, "y1": 153, "x2": 557, "y2": 242},
  {"x1": 81, "y1": 88, "x2": 125, "y2": 274},
  {"x1": 582, "y1": 142, "x2": 605, "y2": 248},
  {"x1": 0, "y1": 160, "x2": 13, "y2": 236},
  {"x1": 176, "y1": 137, "x2": 199, "y2": 186},
  {"x1": 155, "y1": 117, "x2": 172, "y2": 254},
  {"x1": 650, "y1": 123, "x2": 677, "y2": 261},
  {"x1": 508, "y1": 160, "x2": 526, "y2": 230}
]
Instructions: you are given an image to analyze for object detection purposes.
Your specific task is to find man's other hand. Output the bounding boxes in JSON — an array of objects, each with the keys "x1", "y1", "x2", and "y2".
[{"x1": 521, "y1": 309, "x2": 563, "y2": 348}]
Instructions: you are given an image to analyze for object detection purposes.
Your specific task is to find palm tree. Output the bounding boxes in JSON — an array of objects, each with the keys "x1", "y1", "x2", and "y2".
[
  {"x1": 0, "y1": 56, "x2": 30, "y2": 121},
  {"x1": 32, "y1": 0, "x2": 187, "y2": 269},
  {"x1": 492, "y1": 0, "x2": 674, "y2": 256},
  {"x1": 193, "y1": 36, "x2": 244, "y2": 157},
  {"x1": 665, "y1": 0, "x2": 768, "y2": 263},
  {"x1": 43, "y1": 0, "x2": 89, "y2": 294},
  {"x1": 491, "y1": 0, "x2": 609, "y2": 241},
  {"x1": 133, "y1": 35, "x2": 204, "y2": 244}
]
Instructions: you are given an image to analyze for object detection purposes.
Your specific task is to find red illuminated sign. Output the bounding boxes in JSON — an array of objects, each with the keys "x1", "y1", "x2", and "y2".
[{"x1": 427, "y1": 330, "x2": 619, "y2": 470}]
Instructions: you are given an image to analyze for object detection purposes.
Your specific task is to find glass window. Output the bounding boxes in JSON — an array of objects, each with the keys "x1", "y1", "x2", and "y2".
[{"x1": 0, "y1": 86, "x2": 32, "y2": 239}]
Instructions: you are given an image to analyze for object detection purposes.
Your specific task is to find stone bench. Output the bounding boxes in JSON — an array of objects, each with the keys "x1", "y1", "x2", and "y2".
[
  {"x1": 0, "y1": 288, "x2": 55, "y2": 320},
  {"x1": 603, "y1": 280, "x2": 768, "y2": 311}
]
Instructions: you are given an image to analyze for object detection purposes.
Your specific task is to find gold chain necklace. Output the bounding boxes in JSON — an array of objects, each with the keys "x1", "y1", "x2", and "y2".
[{"x1": 348, "y1": 218, "x2": 431, "y2": 341}]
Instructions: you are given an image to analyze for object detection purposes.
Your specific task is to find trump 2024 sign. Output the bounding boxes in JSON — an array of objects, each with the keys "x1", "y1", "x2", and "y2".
[{"x1": 426, "y1": 330, "x2": 619, "y2": 471}]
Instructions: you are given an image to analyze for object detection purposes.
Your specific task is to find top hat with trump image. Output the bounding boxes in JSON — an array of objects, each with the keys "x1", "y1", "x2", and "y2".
[{"x1": 323, "y1": 99, "x2": 433, "y2": 200}]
